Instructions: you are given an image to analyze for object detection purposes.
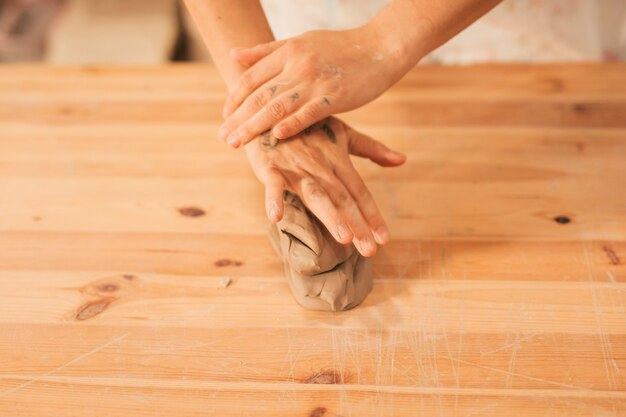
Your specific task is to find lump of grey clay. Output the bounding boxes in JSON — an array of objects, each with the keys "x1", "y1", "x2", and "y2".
[{"x1": 269, "y1": 191, "x2": 373, "y2": 312}]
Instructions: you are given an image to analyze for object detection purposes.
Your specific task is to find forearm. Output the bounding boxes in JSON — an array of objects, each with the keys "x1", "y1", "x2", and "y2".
[
  {"x1": 183, "y1": 0, "x2": 274, "y2": 90},
  {"x1": 370, "y1": 0, "x2": 502, "y2": 71}
]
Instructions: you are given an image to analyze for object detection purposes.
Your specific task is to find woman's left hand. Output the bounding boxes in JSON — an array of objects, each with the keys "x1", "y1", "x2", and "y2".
[
  {"x1": 244, "y1": 116, "x2": 406, "y2": 257},
  {"x1": 218, "y1": 26, "x2": 407, "y2": 148}
]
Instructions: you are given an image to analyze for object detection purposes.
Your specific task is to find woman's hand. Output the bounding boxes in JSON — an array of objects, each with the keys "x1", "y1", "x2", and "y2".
[
  {"x1": 245, "y1": 117, "x2": 406, "y2": 257},
  {"x1": 219, "y1": 25, "x2": 409, "y2": 148}
]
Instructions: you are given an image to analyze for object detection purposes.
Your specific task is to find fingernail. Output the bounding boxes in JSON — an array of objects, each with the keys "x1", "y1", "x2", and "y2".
[
  {"x1": 392, "y1": 150, "x2": 406, "y2": 159},
  {"x1": 373, "y1": 226, "x2": 390, "y2": 244},
  {"x1": 360, "y1": 238, "x2": 376, "y2": 256},
  {"x1": 269, "y1": 204, "x2": 279, "y2": 221},
  {"x1": 337, "y1": 224, "x2": 351, "y2": 241},
  {"x1": 218, "y1": 126, "x2": 229, "y2": 141},
  {"x1": 274, "y1": 125, "x2": 286, "y2": 139},
  {"x1": 227, "y1": 133, "x2": 240, "y2": 148}
]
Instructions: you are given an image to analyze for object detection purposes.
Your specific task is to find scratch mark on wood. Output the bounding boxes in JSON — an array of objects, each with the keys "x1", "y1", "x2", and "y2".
[
  {"x1": 606, "y1": 271, "x2": 618, "y2": 286},
  {"x1": 218, "y1": 277, "x2": 232, "y2": 288},
  {"x1": 444, "y1": 355, "x2": 589, "y2": 391},
  {"x1": 0, "y1": 333, "x2": 130, "y2": 399},
  {"x1": 582, "y1": 243, "x2": 619, "y2": 394},
  {"x1": 480, "y1": 333, "x2": 540, "y2": 356}
]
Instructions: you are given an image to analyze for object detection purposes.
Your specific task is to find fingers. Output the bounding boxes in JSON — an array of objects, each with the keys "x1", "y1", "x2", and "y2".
[
  {"x1": 318, "y1": 176, "x2": 379, "y2": 256},
  {"x1": 222, "y1": 88, "x2": 303, "y2": 148},
  {"x1": 348, "y1": 129, "x2": 407, "y2": 167},
  {"x1": 220, "y1": 79, "x2": 285, "y2": 146},
  {"x1": 297, "y1": 156, "x2": 378, "y2": 256},
  {"x1": 337, "y1": 164, "x2": 390, "y2": 246},
  {"x1": 272, "y1": 97, "x2": 333, "y2": 139},
  {"x1": 262, "y1": 160, "x2": 371, "y2": 254},
  {"x1": 262, "y1": 167, "x2": 286, "y2": 222},
  {"x1": 230, "y1": 40, "x2": 285, "y2": 67},
  {"x1": 298, "y1": 177, "x2": 356, "y2": 247},
  {"x1": 221, "y1": 54, "x2": 283, "y2": 119}
]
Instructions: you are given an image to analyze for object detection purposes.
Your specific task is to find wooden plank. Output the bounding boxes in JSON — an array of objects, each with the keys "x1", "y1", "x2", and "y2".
[
  {"x1": 0, "y1": 233, "x2": 625, "y2": 280},
  {"x1": 0, "y1": 270, "x2": 624, "y2": 337},
  {"x1": 1, "y1": 64, "x2": 626, "y2": 101},
  {"x1": 2, "y1": 99, "x2": 625, "y2": 128},
  {"x1": 1, "y1": 380, "x2": 623, "y2": 417},
  {"x1": 1, "y1": 323, "x2": 625, "y2": 390}
]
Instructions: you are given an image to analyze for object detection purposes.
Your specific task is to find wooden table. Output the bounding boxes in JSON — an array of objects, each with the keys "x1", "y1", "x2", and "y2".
[{"x1": 0, "y1": 64, "x2": 625, "y2": 416}]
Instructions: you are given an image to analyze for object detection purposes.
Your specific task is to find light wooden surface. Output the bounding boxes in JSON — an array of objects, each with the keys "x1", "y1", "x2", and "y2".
[{"x1": 0, "y1": 64, "x2": 625, "y2": 416}]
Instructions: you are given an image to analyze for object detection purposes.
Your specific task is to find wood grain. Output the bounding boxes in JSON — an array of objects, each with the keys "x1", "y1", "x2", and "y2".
[{"x1": 0, "y1": 63, "x2": 625, "y2": 416}]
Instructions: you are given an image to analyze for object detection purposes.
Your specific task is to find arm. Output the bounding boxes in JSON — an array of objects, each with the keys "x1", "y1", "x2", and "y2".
[
  {"x1": 372, "y1": 0, "x2": 504, "y2": 75},
  {"x1": 218, "y1": 0, "x2": 502, "y2": 147},
  {"x1": 182, "y1": 0, "x2": 274, "y2": 90}
]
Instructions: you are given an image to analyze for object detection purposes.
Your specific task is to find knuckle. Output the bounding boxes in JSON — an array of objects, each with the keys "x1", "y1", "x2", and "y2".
[
  {"x1": 352, "y1": 179, "x2": 368, "y2": 197},
  {"x1": 365, "y1": 212, "x2": 383, "y2": 228},
  {"x1": 287, "y1": 39, "x2": 304, "y2": 53},
  {"x1": 240, "y1": 73, "x2": 255, "y2": 91},
  {"x1": 250, "y1": 93, "x2": 266, "y2": 111},
  {"x1": 302, "y1": 54, "x2": 317, "y2": 68},
  {"x1": 335, "y1": 190, "x2": 352, "y2": 207},
  {"x1": 287, "y1": 115, "x2": 303, "y2": 132},
  {"x1": 306, "y1": 147, "x2": 324, "y2": 162},
  {"x1": 236, "y1": 126, "x2": 252, "y2": 141},
  {"x1": 264, "y1": 161, "x2": 280, "y2": 173},
  {"x1": 262, "y1": 165, "x2": 280, "y2": 182},
  {"x1": 332, "y1": 83, "x2": 347, "y2": 97},
  {"x1": 308, "y1": 186, "x2": 327, "y2": 200},
  {"x1": 220, "y1": 120, "x2": 234, "y2": 132},
  {"x1": 303, "y1": 103, "x2": 322, "y2": 121},
  {"x1": 300, "y1": 66, "x2": 316, "y2": 80},
  {"x1": 301, "y1": 179, "x2": 325, "y2": 200},
  {"x1": 268, "y1": 100, "x2": 287, "y2": 120}
]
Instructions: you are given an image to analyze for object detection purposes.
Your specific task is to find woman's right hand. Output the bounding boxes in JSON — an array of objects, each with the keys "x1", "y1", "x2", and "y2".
[
  {"x1": 218, "y1": 24, "x2": 411, "y2": 149},
  {"x1": 244, "y1": 116, "x2": 406, "y2": 257}
]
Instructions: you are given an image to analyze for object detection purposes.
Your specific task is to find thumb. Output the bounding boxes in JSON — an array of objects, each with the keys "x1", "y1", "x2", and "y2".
[
  {"x1": 348, "y1": 129, "x2": 406, "y2": 167},
  {"x1": 230, "y1": 40, "x2": 286, "y2": 67}
]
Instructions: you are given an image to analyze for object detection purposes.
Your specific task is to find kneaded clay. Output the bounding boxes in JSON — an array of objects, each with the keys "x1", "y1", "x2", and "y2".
[{"x1": 269, "y1": 191, "x2": 373, "y2": 312}]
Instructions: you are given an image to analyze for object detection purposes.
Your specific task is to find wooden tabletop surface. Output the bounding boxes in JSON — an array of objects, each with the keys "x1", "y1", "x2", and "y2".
[{"x1": 0, "y1": 63, "x2": 625, "y2": 416}]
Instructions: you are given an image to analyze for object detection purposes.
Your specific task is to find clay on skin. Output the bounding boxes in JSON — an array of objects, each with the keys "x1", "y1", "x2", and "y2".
[{"x1": 269, "y1": 191, "x2": 373, "y2": 312}]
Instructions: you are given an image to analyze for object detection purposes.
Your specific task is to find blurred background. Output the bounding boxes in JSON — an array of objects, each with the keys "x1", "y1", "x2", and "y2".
[{"x1": 0, "y1": 0, "x2": 625, "y2": 66}]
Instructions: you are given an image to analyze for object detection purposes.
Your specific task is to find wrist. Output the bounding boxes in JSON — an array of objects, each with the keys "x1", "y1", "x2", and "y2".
[
  {"x1": 361, "y1": 22, "x2": 416, "y2": 83},
  {"x1": 364, "y1": 7, "x2": 433, "y2": 75}
]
